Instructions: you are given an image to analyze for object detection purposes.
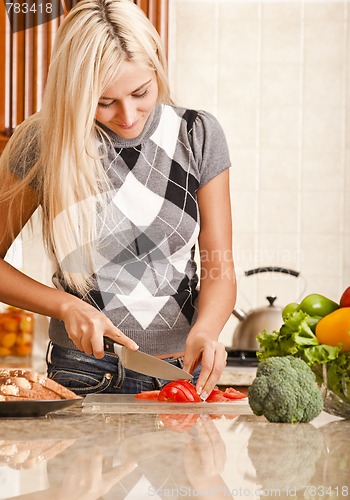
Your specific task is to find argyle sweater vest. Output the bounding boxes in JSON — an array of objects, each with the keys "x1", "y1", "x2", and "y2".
[{"x1": 46, "y1": 104, "x2": 231, "y2": 355}]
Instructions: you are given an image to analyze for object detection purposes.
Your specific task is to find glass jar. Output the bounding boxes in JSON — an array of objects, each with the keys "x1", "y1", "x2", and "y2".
[{"x1": 0, "y1": 307, "x2": 34, "y2": 357}]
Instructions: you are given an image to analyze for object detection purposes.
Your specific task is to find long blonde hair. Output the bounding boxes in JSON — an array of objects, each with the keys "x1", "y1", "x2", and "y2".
[{"x1": 0, "y1": 0, "x2": 171, "y2": 295}]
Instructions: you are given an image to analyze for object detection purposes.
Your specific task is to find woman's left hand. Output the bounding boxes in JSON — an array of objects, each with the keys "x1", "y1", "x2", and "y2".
[{"x1": 183, "y1": 330, "x2": 227, "y2": 400}]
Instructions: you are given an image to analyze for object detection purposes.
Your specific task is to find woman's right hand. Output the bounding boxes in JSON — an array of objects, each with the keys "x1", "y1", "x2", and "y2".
[{"x1": 58, "y1": 295, "x2": 139, "y2": 358}]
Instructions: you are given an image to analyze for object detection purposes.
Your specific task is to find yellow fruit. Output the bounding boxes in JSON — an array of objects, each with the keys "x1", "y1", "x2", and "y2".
[
  {"x1": 0, "y1": 347, "x2": 11, "y2": 356},
  {"x1": 1, "y1": 333, "x2": 17, "y2": 348},
  {"x1": 15, "y1": 344, "x2": 32, "y2": 357},
  {"x1": 3, "y1": 318, "x2": 19, "y2": 333}
]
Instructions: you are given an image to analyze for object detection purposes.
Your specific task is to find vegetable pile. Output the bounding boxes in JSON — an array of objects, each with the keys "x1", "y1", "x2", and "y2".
[
  {"x1": 135, "y1": 380, "x2": 246, "y2": 403},
  {"x1": 248, "y1": 356, "x2": 324, "y2": 423},
  {"x1": 256, "y1": 287, "x2": 350, "y2": 406}
]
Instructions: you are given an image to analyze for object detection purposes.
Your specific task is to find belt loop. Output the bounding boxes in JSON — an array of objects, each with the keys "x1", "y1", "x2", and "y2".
[{"x1": 46, "y1": 341, "x2": 54, "y2": 364}]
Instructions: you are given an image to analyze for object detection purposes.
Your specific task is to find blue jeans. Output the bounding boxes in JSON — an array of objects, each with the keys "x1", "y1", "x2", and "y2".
[{"x1": 46, "y1": 342, "x2": 200, "y2": 396}]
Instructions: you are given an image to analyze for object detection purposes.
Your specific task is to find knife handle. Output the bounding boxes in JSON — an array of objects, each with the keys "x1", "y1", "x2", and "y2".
[
  {"x1": 103, "y1": 337, "x2": 113, "y2": 353},
  {"x1": 103, "y1": 337, "x2": 122, "y2": 357}
]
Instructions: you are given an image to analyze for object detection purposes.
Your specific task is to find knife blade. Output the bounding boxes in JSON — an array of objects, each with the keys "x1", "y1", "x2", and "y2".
[{"x1": 103, "y1": 337, "x2": 193, "y2": 381}]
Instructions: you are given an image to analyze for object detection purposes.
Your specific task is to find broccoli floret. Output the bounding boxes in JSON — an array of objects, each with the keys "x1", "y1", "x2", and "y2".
[{"x1": 248, "y1": 356, "x2": 324, "y2": 423}]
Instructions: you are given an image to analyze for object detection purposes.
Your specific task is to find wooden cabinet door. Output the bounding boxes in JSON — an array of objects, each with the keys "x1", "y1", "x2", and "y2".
[{"x1": 0, "y1": 0, "x2": 169, "y2": 152}]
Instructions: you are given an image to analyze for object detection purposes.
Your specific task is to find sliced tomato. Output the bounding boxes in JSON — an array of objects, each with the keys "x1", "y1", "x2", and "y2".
[
  {"x1": 206, "y1": 387, "x2": 247, "y2": 402},
  {"x1": 134, "y1": 390, "x2": 160, "y2": 400},
  {"x1": 222, "y1": 387, "x2": 247, "y2": 400},
  {"x1": 134, "y1": 384, "x2": 246, "y2": 403},
  {"x1": 158, "y1": 380, "x2": 201, "y2": 403},
  {"x1": 206, "y1": 389, "x2": 229, "y2": 402}
]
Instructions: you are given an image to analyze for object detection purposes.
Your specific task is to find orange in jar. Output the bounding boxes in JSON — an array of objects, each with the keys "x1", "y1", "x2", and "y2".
[
  {"x1": 0, "y1": 307, "x2": 34, "y2": 357},
  {"x1": 15, "y1": 344, "x2": 32, "y2": 357},
  {"x1": 2, "y1": 317, "x2": 18, "y2": 333},
  {"x1": 0, "y1": 332, "x2": 17, "y2": 348}
]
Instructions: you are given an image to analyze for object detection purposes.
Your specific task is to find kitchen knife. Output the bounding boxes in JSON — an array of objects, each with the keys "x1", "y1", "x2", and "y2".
[{"x1": 103, "y1": 337, "x2": 193, "y2": 381}]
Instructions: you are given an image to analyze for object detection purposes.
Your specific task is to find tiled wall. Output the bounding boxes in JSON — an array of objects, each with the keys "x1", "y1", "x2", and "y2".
[{"x1": 169, "y1": 0, "x2": 350, "y2": 344}]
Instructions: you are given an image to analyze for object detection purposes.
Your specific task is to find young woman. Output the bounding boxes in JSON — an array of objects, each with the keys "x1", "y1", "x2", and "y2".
[{"x1": 0, "y1": 0, "x2": 236, "y2": 399}]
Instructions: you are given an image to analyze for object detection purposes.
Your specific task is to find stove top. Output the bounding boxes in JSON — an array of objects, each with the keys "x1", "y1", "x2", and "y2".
[{"x1": 225, "y1": 349, "x2": 259, "y2": 367}]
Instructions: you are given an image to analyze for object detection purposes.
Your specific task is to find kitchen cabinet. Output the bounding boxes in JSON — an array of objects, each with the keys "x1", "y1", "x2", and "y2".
[{"x1": 0, "y1": 0, "x2": 169, "y2": 153}]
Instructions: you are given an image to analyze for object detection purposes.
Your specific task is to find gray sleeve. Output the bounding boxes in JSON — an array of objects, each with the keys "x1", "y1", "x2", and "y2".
[{"x1": 191, "y1": 110, "x2": 231, "y2": 188}]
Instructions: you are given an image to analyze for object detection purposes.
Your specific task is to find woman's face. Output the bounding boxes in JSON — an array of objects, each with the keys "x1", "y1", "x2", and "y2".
[{"x1": 96, "y1": 61, "x2": 159, "y2": 139}]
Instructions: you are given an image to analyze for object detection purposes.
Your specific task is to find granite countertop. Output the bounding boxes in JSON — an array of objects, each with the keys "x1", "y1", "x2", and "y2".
[
  {"x1": 0, "y1": 357, "x2": 349, "y2": 499},
  {"x1": 0, "y1": 398, "x2": 348, "y2": 499}
]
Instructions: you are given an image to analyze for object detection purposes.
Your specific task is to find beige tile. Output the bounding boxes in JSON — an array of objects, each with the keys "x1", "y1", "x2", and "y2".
[
  {"x1": 219, "y1": 11, "x2": 260, "y2": 65},
  {"x1": 173, "y1": 62, "x2": 217, "y2": 109},
  {"x1": 345, "y1": 195, "x2": 350, "y2": 235},
  {"x1": 258, "y1": 191, "x2": 299, "y2": 234},
  {"x1": 262, "y1": 4, "x2": 302, "y2": 64},
  {"x1": 301, "y1": 274, "x2": 342, "y2": 304},
  {"x1": 231, "y1": 190, "x2": 257, "y2": 234},
  {"x1": 304, "y1": 3, "x2": 346, "y2": 23},
  {"x1": 302, "y1": 149, "x2": 343, "y2": 192},
  {"x1": 301, "y1": 192, "x2": 342, "y2": 234},
  {"x1": 301, "y1": 234, "x2": 342, "y2": 276},
  {"x1": 262, "y1": 2, "x2": 301, "y2": 21},
  {"x1": 304, "y1": 64, "x2": 344, "y2": 108},
  {"x1": 218, "y1": 64, "x2": 258, "y2": 107},
  {"x1": 344, "y1": 235, "x2": 350, "y2": 274},
  {"x1": 260, "y1": 107, "x2": 300, "y2": 148},
  {"x1": 346, "y1": 152, "x2": 350, "y2": 192},
  {"x1": 220, "y1": 104, "x2": 257, "y2": 148},
  {"x1": 219, "y1": 315, "x2": 236, "y2": 347},
  {"x1": 219, "y1": 2, "x2": 259, "y2": 21},
  {"x1": 304, "y1": 17, "x2": 345, "y2": 66},
  {"x1": 346, "y1": 109, "x2": 350, "y2": 150},
  {"x1": 261, "y1": 64, "x2": 301, "y2": 108},
  {"x1": 21, "y1": 210, "x2": 54, "y2": 287},
  {"x1": 175, "y1": 2, "x2": 216, "y2": 64},
  {"x1": 303, "y1": 106, "x2": 343, "y2": 151},
  {"x1": 259, "y1": 148, "x2": 299, "y2": 191},
  {"x1": 232, "y1": 232, "x2": 256, "y2": 277},
  {"x1": 229, "y1": 149, "x2": 257, "y2": 191},
  {"x1": 258, "y1": 233, "x2": 301, "y2": 272}
]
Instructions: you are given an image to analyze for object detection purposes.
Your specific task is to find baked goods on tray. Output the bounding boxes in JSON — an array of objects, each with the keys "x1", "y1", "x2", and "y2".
[{"x1": 0, "y1": 369, "x2": 79, "y2": 401}]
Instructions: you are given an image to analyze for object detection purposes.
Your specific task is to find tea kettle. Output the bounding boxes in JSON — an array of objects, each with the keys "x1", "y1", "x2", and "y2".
[{"x1": 231, "y1": 267, "x2": 303, "y2": 352}]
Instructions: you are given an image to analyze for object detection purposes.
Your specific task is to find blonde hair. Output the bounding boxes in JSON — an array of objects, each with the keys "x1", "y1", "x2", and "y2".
[{"x1": 0, "y1": 0, "x2": 171, "y2": 295}]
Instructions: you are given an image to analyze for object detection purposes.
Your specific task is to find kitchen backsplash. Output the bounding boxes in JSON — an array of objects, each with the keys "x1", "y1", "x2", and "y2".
[
  {"x1": 4, "y1": 1, "x2": 349, "y2": 349},
  {"x1": 169, "y1": 0, "x2": 350, "y2": 344}
]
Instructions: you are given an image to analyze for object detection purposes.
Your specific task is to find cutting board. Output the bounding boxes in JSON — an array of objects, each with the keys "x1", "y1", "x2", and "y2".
[{"x1": 82, "y1": 394, "x2": 252, "y2": 414}]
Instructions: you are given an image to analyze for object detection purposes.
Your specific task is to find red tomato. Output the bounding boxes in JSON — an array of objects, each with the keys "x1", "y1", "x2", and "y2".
[
  {"x1": 206, "y1": 389, "x2": 229, "y2": 402},
  {"x1": 222, "y1": 387, "x2": 247, "y2": 400},
  {"x1": 158, "y1": 380, "x2": 201, "y2": 403},
  {"x1": 206, "y1": 387, "x2": 247, "y2": 402},
  {"x1": 134, "y1": 383, "x2": 246, "y2": 403},
  {"x1": 340, "y1": 286, "x2": 350, "y2": 308},
  {"x1": 134, "y1": 390, "x2": 160, "y2": 400}
]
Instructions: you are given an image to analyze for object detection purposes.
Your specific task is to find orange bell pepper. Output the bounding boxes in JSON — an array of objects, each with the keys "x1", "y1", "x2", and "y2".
[{"x1": 315, "y1": 308, "x2": 350, "y2": 351}]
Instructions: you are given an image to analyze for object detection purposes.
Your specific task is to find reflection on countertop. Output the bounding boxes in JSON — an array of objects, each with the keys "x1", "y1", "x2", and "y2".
[{"x1": 0, "y1": 402, "x2": 348, "y2": 499}]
